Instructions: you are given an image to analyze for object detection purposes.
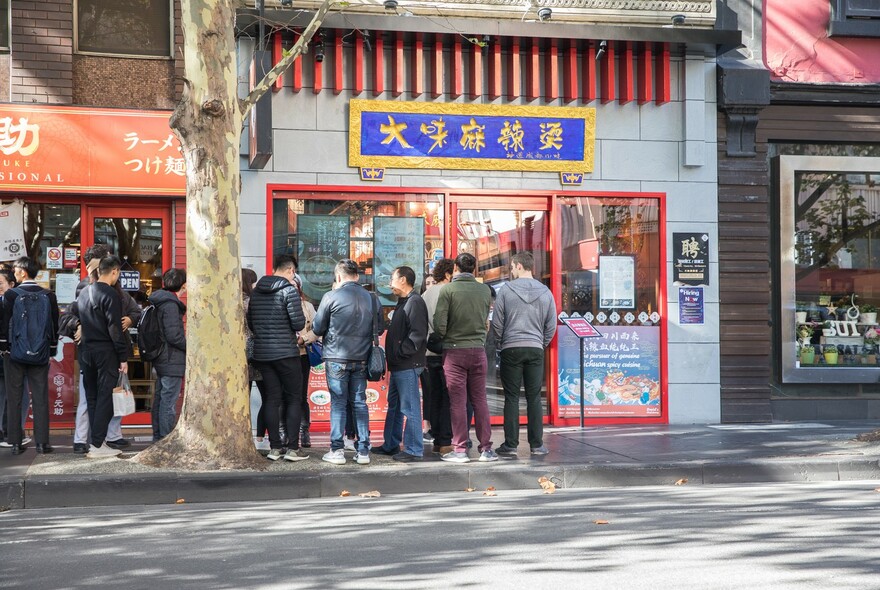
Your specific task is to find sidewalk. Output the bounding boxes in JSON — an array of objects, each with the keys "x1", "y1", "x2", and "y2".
[{"x1": 2, "y1": 421, "x2": 880, "y2": 510}]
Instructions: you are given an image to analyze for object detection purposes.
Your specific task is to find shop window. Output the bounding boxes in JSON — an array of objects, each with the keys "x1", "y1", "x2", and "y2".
[
  {"x1": 21, "y1": 203, "x2": 82, "y2": 309},
  {"x1": 0, "y1": 1, "x2": 9, "y2": 51},
  {"x1": 76, "y1": 0, "x2": 172, "y2": 58},
  {"x1": 272, "y1": 191, "x2": 444, "y2": 308},
  {"x1": 829, "y1": 0, "x2": 880, "y2": 38},
  {"x1": 779, "y1": 152, "x2": 880, "y2": 384}
]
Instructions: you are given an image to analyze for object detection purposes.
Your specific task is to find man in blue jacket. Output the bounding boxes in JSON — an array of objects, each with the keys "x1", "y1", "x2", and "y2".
[
  {"x1": 247, "y1": 255, "x2": 307, "y2": 462},
  {"x1": 148, "y1": 268, "x2": 187, "y2": 442},
  {"x1": 313, "y1": 259, "x2": 383, "y2": 466}
]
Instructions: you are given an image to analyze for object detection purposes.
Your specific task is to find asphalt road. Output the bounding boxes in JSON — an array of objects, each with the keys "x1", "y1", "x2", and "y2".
[{"x1": 2, "y1": 481, "x2": 879, "y2": 589}]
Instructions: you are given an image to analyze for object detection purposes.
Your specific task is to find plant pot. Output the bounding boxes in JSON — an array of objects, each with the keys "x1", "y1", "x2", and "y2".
[
  {"x1": 796, "y1": 311, "x2": 807, "y2": 323},
  {"x1": 824, "y1": 351, "x2": 839, "y2": 365},
  {"x1": 822, "y1": 329, "x2": 835, "y2": 337},
  {"x1": 860, "y1": 312, "x2": 877, "y2": 325},
  {"x1": 800, "y1": 349, "x2": 815, "y2": 365}
]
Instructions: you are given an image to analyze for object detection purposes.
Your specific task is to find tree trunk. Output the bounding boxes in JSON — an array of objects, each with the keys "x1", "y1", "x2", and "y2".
[{"x1": 135, "y1": 0, "x2": 260, "y2": 470}]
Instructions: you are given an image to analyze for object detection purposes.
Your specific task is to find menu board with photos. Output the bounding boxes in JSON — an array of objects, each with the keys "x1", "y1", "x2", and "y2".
[{"x1": 297, "y1": 215, "x2": 350, "y2": 302}]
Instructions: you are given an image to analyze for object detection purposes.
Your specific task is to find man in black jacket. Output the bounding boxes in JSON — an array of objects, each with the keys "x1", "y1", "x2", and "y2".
[
  {"x1": 374, "y1": 266, "x2": 428, "y2": 462},
  {"x1": 247, "y1": 255, "x2": 308, "y2": 462},
  {"x1": 149, "y1": 268, "x2": 187, "y2": 442},
  {"x1": 74, "y1": 255, "x2": 130, "y2": 458},
  {"x1": 313, "y1": 259, "x2": 383, "y2": 466},
  {"x1": 0, "y1": 257, "x2": 59, "y2": 455}
]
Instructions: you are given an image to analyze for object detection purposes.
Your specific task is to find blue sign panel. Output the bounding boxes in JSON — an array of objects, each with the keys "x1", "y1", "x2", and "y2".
[{"x1": 679, "y1": 287, "x2": 704, "y2": 325}]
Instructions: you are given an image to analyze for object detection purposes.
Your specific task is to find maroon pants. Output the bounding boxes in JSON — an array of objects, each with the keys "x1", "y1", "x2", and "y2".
[{"x1": 443, "y1": 347, "x2": 493, "y2": 454}]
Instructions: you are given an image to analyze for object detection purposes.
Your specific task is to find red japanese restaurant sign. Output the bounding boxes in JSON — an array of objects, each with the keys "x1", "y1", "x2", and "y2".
[{"x1": 0, "y1": 104, "x2": 185, "y2": 195}]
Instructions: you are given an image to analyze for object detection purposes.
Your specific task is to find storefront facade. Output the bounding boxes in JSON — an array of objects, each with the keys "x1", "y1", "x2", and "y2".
[{"x1": 239, "y1": 6, "x2": 735, "y2": 426}]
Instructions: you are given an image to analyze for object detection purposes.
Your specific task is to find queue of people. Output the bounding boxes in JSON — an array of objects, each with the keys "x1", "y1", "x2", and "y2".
[{"x1": 1, "y1": 248, "x2": 557, "y2": 464}]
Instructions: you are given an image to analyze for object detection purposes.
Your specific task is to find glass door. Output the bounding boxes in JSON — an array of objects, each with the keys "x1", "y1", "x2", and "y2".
[
  {"x1": 450, "y1": 197, "x2": 552, "y2": 424},
  {"x1": 82, "y1": 204, "x2": 173, "y2": 425}
]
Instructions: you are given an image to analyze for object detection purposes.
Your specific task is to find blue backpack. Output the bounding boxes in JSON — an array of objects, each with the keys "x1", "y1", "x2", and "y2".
[{"x1": 9, "y1": 287, "x2": 54, "y2": 365}]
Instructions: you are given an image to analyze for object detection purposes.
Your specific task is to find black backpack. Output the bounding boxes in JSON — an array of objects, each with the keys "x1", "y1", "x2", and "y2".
[
  {"x1": 9, "y1": 287, "x2": 54, "y2": 365},
  {"x1": 136, "y1": 303, "x2": 165, "y2": 362}
]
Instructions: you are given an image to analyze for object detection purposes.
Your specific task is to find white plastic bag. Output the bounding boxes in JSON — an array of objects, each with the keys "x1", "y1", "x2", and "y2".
[{"x1": 112, "y1": 373, "x2": 136, "y2": 417}]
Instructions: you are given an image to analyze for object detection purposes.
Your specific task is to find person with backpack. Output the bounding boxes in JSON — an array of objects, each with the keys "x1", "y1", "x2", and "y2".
[
  {"x1": 142, "y1": 268, "x2": 186, "y2": 442},
  {"x1": 73, "y1": 255, "x2": 130, "y2": 458},
  {"x1": 0, "y1": 256, "x2": 59, "y2": 455}
]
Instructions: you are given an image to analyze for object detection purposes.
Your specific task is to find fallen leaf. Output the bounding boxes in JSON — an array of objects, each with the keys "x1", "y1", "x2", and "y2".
[
  {"x1": 483, "y1": 490, "x2": 497, "y2": 496},
  {"x1": 674, "y1": 478, "x2": 688, "y2": 486},
  {"x1": 175, "y1": 498, "x2": 186, "y2": 504},
  {"x1": 465, "y1": 487, "x2": 476, "y2": 492},
  {"x1": 487, "y1": 486, "x2": 496, "y2": 491},
  {"x1": 538, "y1": 476, "x2": 556, "y2": 494},
  {"x1": 358, "y1": 490, "x2": 381, "y2": 498},
  {"x1": 874, "y1": 488, "x2": 880, "y2": 493},
  {"x1": 340, "y1": 490, "x2": 351, "y2": 497},
  {"x1": 594, "y1": 519, "x2": 610, "y2": 525}
]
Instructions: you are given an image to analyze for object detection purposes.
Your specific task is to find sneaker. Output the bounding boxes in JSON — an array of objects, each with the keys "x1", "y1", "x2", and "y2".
[
  {"x1": 300, "y1": 427, "x2": 311, "y2": 448},
  {"x1": 441, "y1": 451, "x2": 470, "y2": 464},
  {"x1": 0, "y1": 441, "x2": 11, "y2": 448},
  {"x1": 322, "y1": 449, "x2": 346, "y2": 465},
  {"x1": 496, "y1": 443, "x2": 518, "y2": 455},
  {"x1": 86, "y1": 443, "x2": 121, "y2": 458},
  {"x1": 105, "y1": 438, "x2": 131, "y2": 450},
  {"x1": 530, "y1": 445, "x2": 550, "y2": 455},
  {"x1": 393, "y1": 452, "x2": 421, "y2": 462},
  {"x1": 423, "y1": 430, "x2": 434, "y2": 444},
  {"x1": 343, "y1": 437, "x2": 357, "y2": 452},
  {"x1": 355, "y1": 452, "x2": 370, "y2": 465},
  {"x1": 372, "y1": 446, "x2": 398, "y2": 456},
  {"x1": 254, "y1": 437, "x2": 270, "y2": 451},
  {"x1": 479, "y1": 450, "x2": 499, "y2": 462},
  {"x1": 267, "y1": 448, "x2": 284, "y2": 461},
  {"x1": 73, "y1": 443, "x2": 89, "y2": 454},
  {"x1": 432, "y1": 444, "x2": 454, "y2": 455},
  {"x1": 22, "y1": 437, "x2": 32, "y2": 445},
  {"x1": 283, "y1": 448, "x2": 309, "y2": 462}
]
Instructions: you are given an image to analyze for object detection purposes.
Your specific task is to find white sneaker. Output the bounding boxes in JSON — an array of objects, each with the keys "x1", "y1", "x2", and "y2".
[
  {"x1": 322, "y1": 449, "x2": 346, "y2": 465},
  {"x1": 86, "y1": 443, "x2": 122, "y2": 458},
  {"x1": 343, "y1": 437, "x2": 357, "y2": 452},
  {"x1": 355, "y1": 452, "x2": 370, "y2": 465},
  {"x1": 22, "y1": 437, "x2": 32, "y2": 445},
  {"x1": 254, "y1": 437, "x2": 270, "y2": 451},
  {"x1": 0, "y1": 441, "x2": 11, "y2": 448}
]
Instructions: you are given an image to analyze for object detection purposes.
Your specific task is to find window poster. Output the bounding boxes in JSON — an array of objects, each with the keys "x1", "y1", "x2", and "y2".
[
  {"x1": 297, "y1": 215, "x2": 350, "y2": 302},
  {"x1": 673, "y1": 232, "x2": 709, "y2": 286},
  {"x1": 54, "y1": 273, "x2": 80, "y2": 305},
  {"x1": 557, "y1": 325, "x2": 662, "y2": 418},
  {"x1": 373, "y1": 216, "x2": 425, "y2": 305},
  {"x1": 598, "y1": 255, "x2": 635, "y2": 308}
]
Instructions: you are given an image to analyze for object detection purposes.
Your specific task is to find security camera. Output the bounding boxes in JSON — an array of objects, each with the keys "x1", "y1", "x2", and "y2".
[
  {"x1": 671, "y1": 14, "x2": 685, "y2": 25},
  {"x1": 537, "y1": 7, "x2": 552, "y2": 21},
  {"x1": 280, "y1": 0, "x2": 293, "y2": 6},
  {"x1": 384, "y1": 0, "x2": 398, "y2": 10}
]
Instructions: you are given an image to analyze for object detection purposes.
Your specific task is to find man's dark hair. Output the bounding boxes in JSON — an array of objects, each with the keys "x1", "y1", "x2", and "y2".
[
  {"x1": 394, "y1": 265, "x2": 416, "y2": 288},
  {"x1": 0, "y1": 268, "x2": 15, "y2": 287},
  {"x1": 241, "y1": 268, "x2": 258, "y2": 297},
  {"x1": 335, "y1": 259, "x2": 359, "y2": 278},
  {"x1": 510, "y1": 251, "x2": 534, "y2": 272},
  {"x1": 99, "y1": 255, "x2": 122, "y2": 276},
  {"x1": 273, "y1": 254, "x2": 298, "y2": 273},
  {"x1": 13, "y1": 256, "x2": 39, "y2": 279},
  {"x1": 83, "y1": 244, "x2": 111, "y2": 265},
  {"x1": 454, "y1": 253, "x2": 477, "y2": 275},
  {"x1": 432, "y1": 258, "x2": 454, "y2": 283},
  {"x1": 162, "y1": 268, "x2": 187, "y2": 292}
]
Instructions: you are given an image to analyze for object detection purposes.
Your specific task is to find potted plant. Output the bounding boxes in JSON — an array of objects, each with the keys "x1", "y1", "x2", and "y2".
[
  {"x1": 799, "y1": 343, "x2": 816, "y2": 365},
  {"x1": 795, "y1": 301, "x2": 808, "y2": 324},
  {"x1": 860, "y1": 304, "x2": 877, "y2": 325},
  {"x1": 822, "y1": 320, "x2": 836, "y2": 337},
  {"x1": 823, "y1": 345, "x2": 839, "y2": 365}
]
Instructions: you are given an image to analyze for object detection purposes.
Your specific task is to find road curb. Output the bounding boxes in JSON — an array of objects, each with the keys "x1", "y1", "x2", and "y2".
[{"x1": 6, "y1": 456, "x2": 880, "y2": 510}]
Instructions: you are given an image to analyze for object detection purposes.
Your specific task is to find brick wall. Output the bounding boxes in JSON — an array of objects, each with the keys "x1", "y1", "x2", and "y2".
[
  {"x1": 73, "y1": 55, "x2": 177, "y2": 109},
  {"x1": 0, "y1": 55, "x2": 10, "y2": 102},
  {"x1": 10, "y1": 0, "x2": 73, "y2": 104}
]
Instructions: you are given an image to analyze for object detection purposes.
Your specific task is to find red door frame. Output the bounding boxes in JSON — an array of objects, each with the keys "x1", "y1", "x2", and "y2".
[{"x1": 266, "y1": 184, "x2": 668, "y2": 426}]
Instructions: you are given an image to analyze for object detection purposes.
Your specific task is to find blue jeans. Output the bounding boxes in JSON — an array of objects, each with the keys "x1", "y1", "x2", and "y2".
[
  {"x1": 382, "y1": 368, "x2": 424, "y2": 456},
  {"x1": 152, "y1": 375, "x2": 182, "y2": 441},
  {"x1": 326, "y1": 361, "x2": 370, "y2": 454}
]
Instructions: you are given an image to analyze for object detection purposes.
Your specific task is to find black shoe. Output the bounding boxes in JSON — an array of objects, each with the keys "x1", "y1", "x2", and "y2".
[
  {"x1": 73, "y1": 443, "x2": 89, "y2": 454},
  {"x1": 300, "y1": 427, "x2": 311, "y2": 448},
  {"x1": 11, "y1": 444, "x2": 27, "y2": 455},
  {"x1": 496, "y1": 443, "x2": 518, "y2": 455},
  {"x1": 372, "y1": 446, "x2": 399, "y2": 456},
  {"x1": 105, "y1": 438, "x2": 131, "y2": 450},
  {"x1": 466, "y1": 439, "x2": 474, "y2": 449},
  {"x1": 36, "y1": 444, "x2": 54, "y2": 454},
  {"x1": 392, "y1": 452, "x2": 422, "y2": 463}
]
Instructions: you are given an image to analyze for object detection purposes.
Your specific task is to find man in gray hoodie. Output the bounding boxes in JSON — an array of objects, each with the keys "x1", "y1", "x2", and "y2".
[{"x1": 491, "y1": 251, "x2": 557, "y2": 456}]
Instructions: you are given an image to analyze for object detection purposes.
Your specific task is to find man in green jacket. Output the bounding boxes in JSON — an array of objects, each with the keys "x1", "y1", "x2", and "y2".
[{"x1": 433, "y1": 253, "x2": 498, "y2": 463}]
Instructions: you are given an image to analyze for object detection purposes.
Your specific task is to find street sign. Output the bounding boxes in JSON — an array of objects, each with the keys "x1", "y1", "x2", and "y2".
[{"x1": 561, "y1": 316, "x2": 602, "y2": 339}]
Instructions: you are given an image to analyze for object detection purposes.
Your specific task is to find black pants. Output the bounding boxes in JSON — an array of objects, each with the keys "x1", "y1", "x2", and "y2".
[
  {"x1": 4, "y1": 359, "x2": 50, "y2": 446},
  {"x1": 80, "y1": 348, "x2": 118, "y2": 448},
  {"x1": 255, "y1": 357, "x2": 303, "y2": 450},
  {"x1": 425, "y1": 356, "x2": 452, "y2": 447},
  {"x1": 299, "y1": 354, "x2": 311, "y2": 429}
]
